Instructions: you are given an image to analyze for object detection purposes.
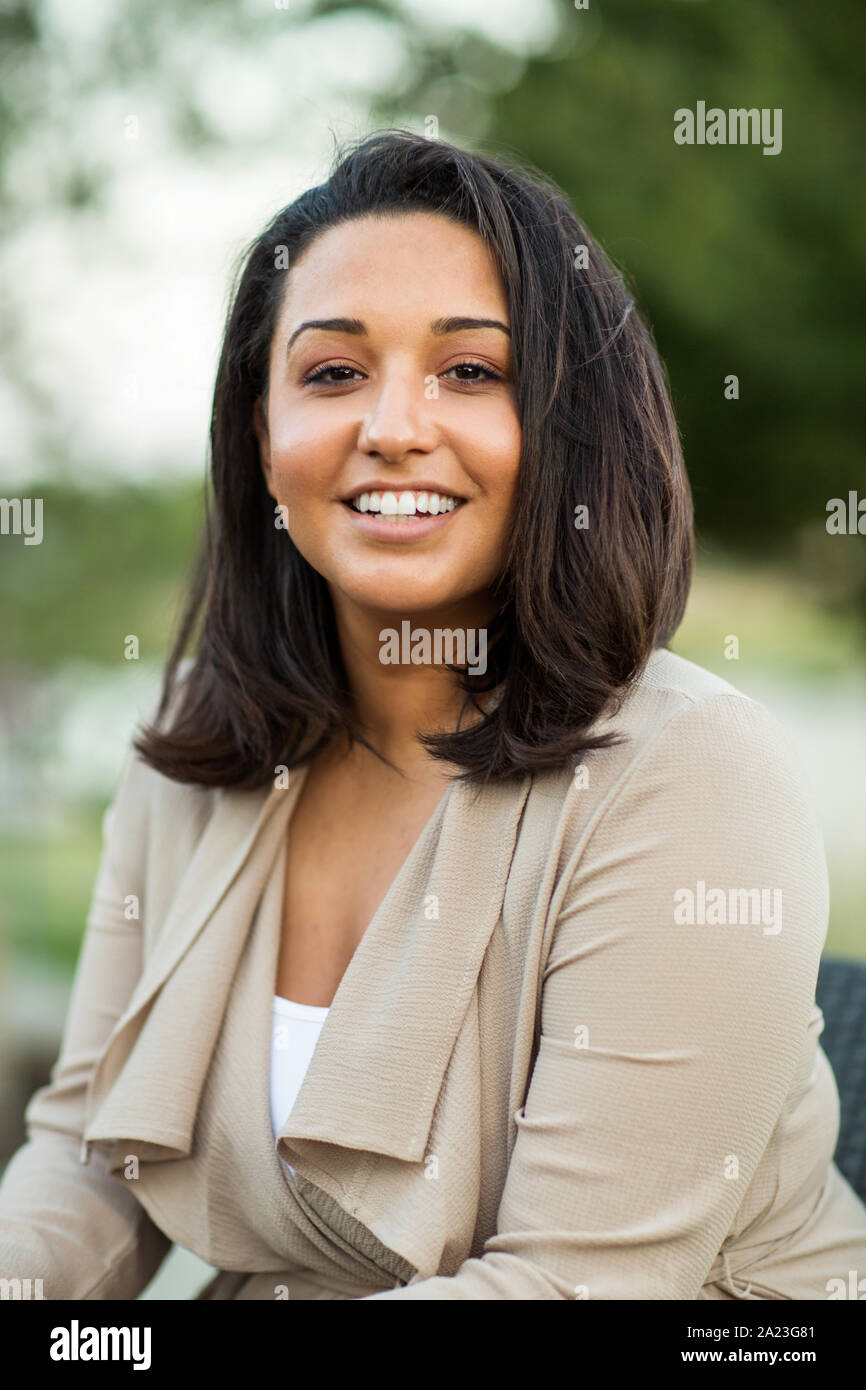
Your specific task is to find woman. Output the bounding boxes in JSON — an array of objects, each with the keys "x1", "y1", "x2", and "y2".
[{"x1": 2, "y1": 129, "x2": 865, "y2": 1300}]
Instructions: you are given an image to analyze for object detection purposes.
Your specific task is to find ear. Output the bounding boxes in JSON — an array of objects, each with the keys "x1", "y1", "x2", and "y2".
[{"x1": 253, "y1": 396, "x2": 272, "y2": 488}]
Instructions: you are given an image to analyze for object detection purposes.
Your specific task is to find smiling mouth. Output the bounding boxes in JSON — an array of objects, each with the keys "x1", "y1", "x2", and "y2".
[{"x1": 343, "y1": 488, "x2": 465, "y2": 520}]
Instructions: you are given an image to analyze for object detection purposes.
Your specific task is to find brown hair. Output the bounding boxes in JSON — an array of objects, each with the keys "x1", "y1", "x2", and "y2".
[{"x1": 134, "y1": 127, "x2": 693, "y2": 788}]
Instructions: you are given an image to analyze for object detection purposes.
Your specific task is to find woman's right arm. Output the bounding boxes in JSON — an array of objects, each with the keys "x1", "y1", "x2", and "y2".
[{"x1": 0, "y1": 725, "x2": 173, "y2": 1299}]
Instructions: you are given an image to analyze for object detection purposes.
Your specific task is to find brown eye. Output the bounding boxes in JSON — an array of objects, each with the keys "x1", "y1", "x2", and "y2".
[
  {"x1": 443, "y1": 361, "x2": 503, "y2": 384},
  {"x1": 302, "y1": 363, "x2": 363, "y2": 386}
]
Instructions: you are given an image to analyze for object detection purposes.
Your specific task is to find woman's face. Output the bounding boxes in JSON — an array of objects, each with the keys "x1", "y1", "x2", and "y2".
[{"x1": 254, "y1": 211, "x2": 522, "y2": 620}]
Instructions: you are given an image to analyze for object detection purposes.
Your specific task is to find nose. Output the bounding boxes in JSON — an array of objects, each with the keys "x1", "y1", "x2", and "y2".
[{"x1": 356, "y1": 365, "x2": 439, "y2": 464}]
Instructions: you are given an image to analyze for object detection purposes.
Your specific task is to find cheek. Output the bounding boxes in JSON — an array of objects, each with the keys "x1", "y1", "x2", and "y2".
[
  {"x1": 267, "y1": 427, "x2": 339, "y2": 500},
  {"x1": 474, "y1": 418, "x2": 522, "y2": 515}
]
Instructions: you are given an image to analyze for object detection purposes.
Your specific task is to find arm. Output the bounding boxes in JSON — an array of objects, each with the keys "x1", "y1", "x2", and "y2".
[
  {"x1": 362, "y1": 693, "x2": 828, "y2": 1299},
  {"x1": 0, "y1": 735, "x2": 173, "y2": 1299}
]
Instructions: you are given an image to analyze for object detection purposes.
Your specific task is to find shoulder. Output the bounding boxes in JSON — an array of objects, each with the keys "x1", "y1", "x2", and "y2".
[
  {"x1": 564, "y1": 647, "x2": 810, "y2": 806},
  {"x1": 555, "y1": 650, "x2": 828, "y2": 944},
  {"x1": 491, "y1": 649, "x2": 811, "y2": 840},
  {"x1": 543, "y1": 649, "x2": 826, "y2": 903},
  {"x1": 610, "y1": 646, "x2": 779, "y2": 744},
  {"x1": 618, "y1": 647, "x2": 798, "y2": 771}
]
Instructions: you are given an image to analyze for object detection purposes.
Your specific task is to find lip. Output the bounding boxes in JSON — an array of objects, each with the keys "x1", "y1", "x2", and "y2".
[{"x1": 339, "y1": 498, "x2": 464, "y2": 542}]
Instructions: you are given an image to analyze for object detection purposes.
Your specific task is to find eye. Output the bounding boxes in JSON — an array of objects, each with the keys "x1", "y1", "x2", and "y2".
[
  {"x1": 300, "y1": 358, "x2": 505, "y2": 388},
  {"x1": 301, "y1": 362, "x2": 364, "y2": 386},
  {"x1": 443, "y1": 360, "x2": 504, "y2": 385}
]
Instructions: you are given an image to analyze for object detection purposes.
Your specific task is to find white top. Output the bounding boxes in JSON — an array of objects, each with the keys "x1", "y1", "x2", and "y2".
[{"x1": 269, "y1": 994, "x2": 329, "y2": 1178}]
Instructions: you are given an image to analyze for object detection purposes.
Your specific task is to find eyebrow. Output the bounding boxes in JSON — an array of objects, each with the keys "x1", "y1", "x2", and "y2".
[{"x1": 285, "y1": 315, "x2": 511, "y2": 357}]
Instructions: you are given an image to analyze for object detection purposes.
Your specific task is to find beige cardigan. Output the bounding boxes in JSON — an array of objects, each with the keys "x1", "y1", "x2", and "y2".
[{"x1": 2, "y1": 648, "x2": 865, "y2": 1300}]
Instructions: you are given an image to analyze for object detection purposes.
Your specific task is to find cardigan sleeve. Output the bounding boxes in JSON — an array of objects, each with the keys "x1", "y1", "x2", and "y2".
[
  {"x1": 0, "y1": 731, "x2": 172, "y2": 1299},
  {"x1": 361, "y1": 691, "x2": 829, "y2": 1299}
]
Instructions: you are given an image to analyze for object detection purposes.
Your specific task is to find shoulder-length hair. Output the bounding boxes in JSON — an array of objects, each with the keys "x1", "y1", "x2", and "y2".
[{"x1": 135, "y1": 127, "x2": 693, "y2": 789}]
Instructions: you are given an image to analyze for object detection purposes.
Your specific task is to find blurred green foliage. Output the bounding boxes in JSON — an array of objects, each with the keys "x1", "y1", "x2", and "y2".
[
  {"x1": 483, "y1": 0, "x2": 866, "y2": 583},
  {"x1": 672, "y1": 552, "x2": 866, "y2": 679},
  {"x1": 0, "y1": 815, "x2": 105, "y2": 970},
  {"x1": 0, "y1": 482, "x2": 202, "y2": 668}
]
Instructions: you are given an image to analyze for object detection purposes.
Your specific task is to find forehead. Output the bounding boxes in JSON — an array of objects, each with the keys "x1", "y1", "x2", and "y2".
[{"x1": 275, "y1": 212, "x2": 509, "y2": 325}]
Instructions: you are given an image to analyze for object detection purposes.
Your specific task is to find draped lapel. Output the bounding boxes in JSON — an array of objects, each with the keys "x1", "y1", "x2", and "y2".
[
  {"x1": 81, "y1": 770, "x2": 306, "y2": 1160},
  {"x1": 129, "y1": 779, "x2": 299, "y2": 1022},
  {"x1": 82, "y1": 747, "x2": 532, "y2": 1192},
  {"x1": 276, "y1": 770, "x2": 532, "y2": 1168}
]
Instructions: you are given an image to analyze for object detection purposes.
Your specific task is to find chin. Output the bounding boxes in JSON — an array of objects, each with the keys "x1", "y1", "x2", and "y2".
[{"x1": 340, "y1": 582, "x2": 463, "y2": 618}]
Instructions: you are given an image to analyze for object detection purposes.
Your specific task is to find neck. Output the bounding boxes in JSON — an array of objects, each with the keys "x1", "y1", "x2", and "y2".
[{"x1": 329, "y1": 590, "x2": 497, "y2": 772}]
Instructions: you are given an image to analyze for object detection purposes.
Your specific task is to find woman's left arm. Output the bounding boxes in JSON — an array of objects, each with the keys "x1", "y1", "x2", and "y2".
[{"x1": 361, "y1": 692, "x2": 829, "y2": 1299}]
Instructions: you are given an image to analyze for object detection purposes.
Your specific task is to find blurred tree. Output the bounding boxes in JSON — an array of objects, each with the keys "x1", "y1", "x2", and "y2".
[
  {"x1": 0, "y1": 482, "x2": 201, "y2": 667},
  {"x1": 482, "y1": 1, "x2": 866, "y2": 581}
]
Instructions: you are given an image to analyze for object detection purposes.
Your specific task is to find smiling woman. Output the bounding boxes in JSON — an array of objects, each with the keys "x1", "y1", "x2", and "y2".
[
  {"x1": 130, "y1": 127, "x2": 693, "y2": 791},
  {"x1": 2, "y1": 129, "x2": 865, "y2": 1303}
]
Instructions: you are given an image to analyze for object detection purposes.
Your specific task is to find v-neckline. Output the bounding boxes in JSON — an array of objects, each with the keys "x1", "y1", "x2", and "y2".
[
  {"x1": 258, "y1": 762, "x2": 459, "y2": 1179},
  {"x1": 272, "y1": 760, "x2": 460, "y2": 1010}
]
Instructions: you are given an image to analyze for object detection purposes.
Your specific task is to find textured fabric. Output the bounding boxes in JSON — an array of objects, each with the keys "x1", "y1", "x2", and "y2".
[{"x1": 1, "y1": 647, "x2": 865, "y2": 1300}]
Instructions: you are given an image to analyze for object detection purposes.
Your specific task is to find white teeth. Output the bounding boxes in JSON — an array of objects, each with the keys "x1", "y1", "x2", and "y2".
[{"x1": 349, "y1": 489, "x2": 461, "y2": 517}]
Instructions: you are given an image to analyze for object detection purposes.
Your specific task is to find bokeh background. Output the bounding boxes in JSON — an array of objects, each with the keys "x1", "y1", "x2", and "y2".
[{"x1": 1, "y1": 0, "x2": 864, "y2": 1297}]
